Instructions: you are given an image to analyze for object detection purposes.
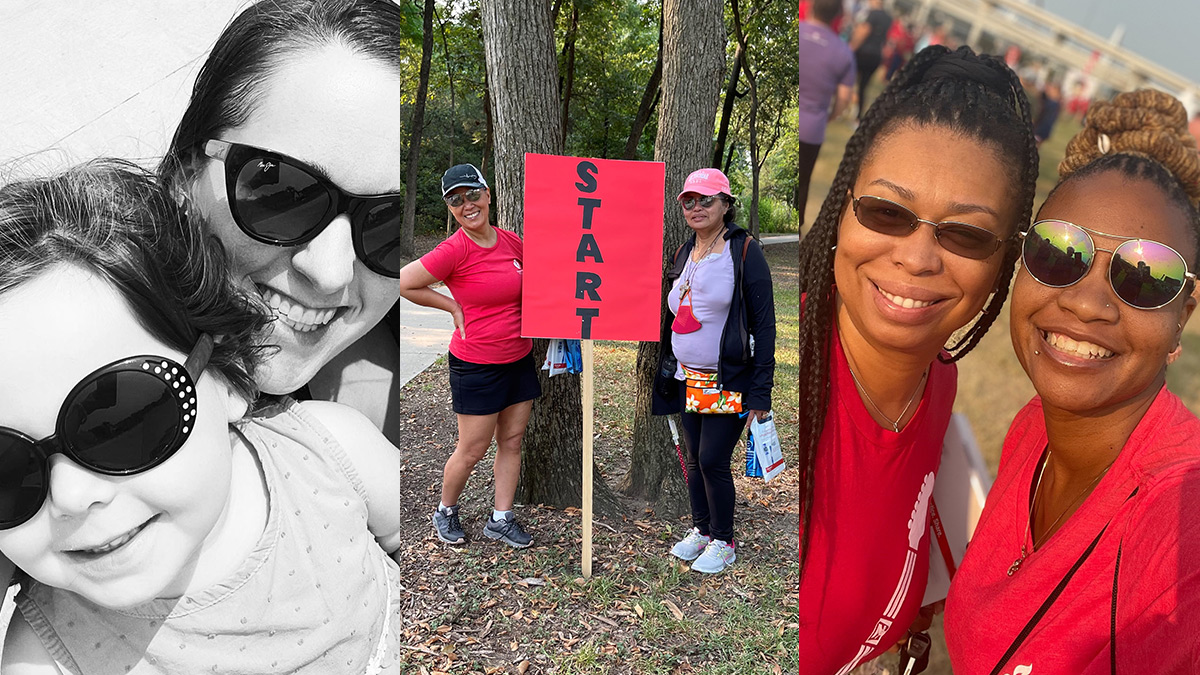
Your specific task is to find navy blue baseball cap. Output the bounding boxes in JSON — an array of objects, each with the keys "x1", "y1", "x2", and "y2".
[{"x1": 441, "y1": 164, "x2": 489, "y2": 196}]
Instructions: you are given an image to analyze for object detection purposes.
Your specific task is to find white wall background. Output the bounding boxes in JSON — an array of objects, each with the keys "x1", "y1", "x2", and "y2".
[{"x1": 0, "y1": 1, "x2": 253, "y2": 177}]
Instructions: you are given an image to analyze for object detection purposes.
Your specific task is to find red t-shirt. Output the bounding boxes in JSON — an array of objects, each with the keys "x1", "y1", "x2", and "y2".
[
  {"x1": 419, "y1": 227, "x2": 530, "y2": 364},
  {"x1": 944, "y1": 386, "x2": 1200, "y2": 674},
  {"x1": 799, "y1": 327, "x2": 956, "y2": 674}
]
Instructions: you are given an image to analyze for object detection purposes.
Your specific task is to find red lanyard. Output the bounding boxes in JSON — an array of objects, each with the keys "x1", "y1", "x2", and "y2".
[{"x1": 928, "y1": 497, "x2": 957, "y2": 579}]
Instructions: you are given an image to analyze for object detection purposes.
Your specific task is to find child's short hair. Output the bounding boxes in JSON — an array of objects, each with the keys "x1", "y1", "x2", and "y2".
[{"x1": 0, "y1": 159, "x2": 270, "y2": 401}]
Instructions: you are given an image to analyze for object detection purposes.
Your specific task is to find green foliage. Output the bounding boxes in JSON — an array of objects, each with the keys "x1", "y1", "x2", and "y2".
[{"x1": 403, "y1": 0, "x2": 800, "y2": 235}]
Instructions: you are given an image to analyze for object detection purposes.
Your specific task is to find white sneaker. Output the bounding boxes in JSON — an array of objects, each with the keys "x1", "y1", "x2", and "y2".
[
  {"x1": 691, "y1": 539, "x2": 736, "y2": 574},
  {"x1": 669, "y1": 527, "x2": 711, "y2": 561}
]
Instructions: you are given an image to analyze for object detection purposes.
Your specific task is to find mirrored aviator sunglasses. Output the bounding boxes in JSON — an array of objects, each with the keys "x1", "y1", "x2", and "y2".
[
  {"x1": 849, "y1": 193, "x2": 1004, "y2": 260},
  {"x1": 203, "y1": 140, "x2": 403, "y2": 278},
  {"x1": 444, "y1": 188, "x2": 484, "y2": 208},
  {"x1": 0, "y1": 336, "x2": 212, "y2": 529},
  {"x1": 1021, "y1": 219, "x2": 1197, "y2": 310}
]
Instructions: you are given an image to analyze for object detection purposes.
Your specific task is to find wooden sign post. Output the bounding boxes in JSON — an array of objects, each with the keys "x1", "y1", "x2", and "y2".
[{"x1": 522, "y1": 153, "x2": 665, "y2": 578}]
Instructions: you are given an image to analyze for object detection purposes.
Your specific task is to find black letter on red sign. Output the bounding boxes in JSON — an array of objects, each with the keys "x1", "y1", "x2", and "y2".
[
  {"x1": 576, "y1": 308, "x2": 600, "y2": 339},
  {"x1": 575, "y1": 271, "x2": 602, "y2": 301},
  {"x1": 578, "y1": 198, "x2": 601, "y2": 229},
  {"x1": 575, "y1": 161, "x2": 599, "y2": 192},
  {"x1": 576, "y1": 234, "x2": 604, "y2": 263}
]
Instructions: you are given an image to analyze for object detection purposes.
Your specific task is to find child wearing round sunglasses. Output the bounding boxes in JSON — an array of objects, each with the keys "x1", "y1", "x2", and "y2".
[
  {"x1": 0, "y1": 161, "x2": 403, "y2": 673},
  {"x1": 945, "y1": 90, "x2": 1200, "y2": 673},
  {"x1": 797, "y1": 45, "x2": 1039, "y2": 672},
  {"x1": 158, "y1": 0, "x2": 403, "y2": 445}
]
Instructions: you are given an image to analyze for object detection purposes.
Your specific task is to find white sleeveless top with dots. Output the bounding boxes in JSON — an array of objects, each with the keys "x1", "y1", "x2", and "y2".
[{"x1": 16, "y1": 398, "x2": 401, "y2": 674}]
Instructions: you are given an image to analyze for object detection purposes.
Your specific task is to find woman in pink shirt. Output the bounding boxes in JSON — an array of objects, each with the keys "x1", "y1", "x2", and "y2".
[
  {"x1": 797, "y1": 46, "x2": 1037, "y2": 673},
  {"x1": 945, "y1": 90, "x2": 1200, "y2": 673},
  {"x1": 398, "y1": 164, "x2": 539, "y2": 550}
]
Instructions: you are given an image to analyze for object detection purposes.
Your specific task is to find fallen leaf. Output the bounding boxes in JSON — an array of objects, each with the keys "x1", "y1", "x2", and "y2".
[
  {"x1": 634, "y1": 604, "x2": 644, "y2": 618},
  {"x1": 663, "y1": 599, "x2": 684, "y2": 621},
  {"x1": 518, "y1": 660, "x2": 531, "y2": 674}
]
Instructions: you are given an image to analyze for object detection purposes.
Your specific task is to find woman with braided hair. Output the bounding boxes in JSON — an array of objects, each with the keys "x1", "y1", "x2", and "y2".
[
  {"x1": 945, "y1": 89, "x2": 1200, "y2": 673},
  {"x1": 797, "y1": 45, "x2": 1038, "y2": 673}
]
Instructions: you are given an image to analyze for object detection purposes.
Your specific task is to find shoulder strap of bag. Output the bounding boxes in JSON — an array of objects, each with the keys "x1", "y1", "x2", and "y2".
[{"x1": 989, "y1": 487, "x2": 1138, "y2": 675}]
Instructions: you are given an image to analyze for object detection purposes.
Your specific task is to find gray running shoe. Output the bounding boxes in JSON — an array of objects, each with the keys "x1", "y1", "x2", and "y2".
[
  {"x1": 482, "y1": 512, "x2": 532, "y2": 548},
  {"x1": 432, "y1": 505, "x2": 466, "y2": 545}
]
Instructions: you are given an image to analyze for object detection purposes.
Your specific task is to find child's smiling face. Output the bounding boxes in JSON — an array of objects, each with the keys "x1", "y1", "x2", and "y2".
[{"x1": 0, "y1": 265, "x2": 248, "y2": 609}]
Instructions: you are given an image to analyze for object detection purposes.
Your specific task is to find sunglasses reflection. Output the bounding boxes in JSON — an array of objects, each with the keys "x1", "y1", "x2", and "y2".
[{"x1": 1026, "y1": 227, "x2": 1187, "y2": 307}]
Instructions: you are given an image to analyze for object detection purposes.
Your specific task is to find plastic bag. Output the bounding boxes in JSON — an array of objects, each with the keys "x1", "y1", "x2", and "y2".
[
  {"x1": 542, "y1": 339, "x2": 569, "y2": 376},
  {"x1": 749, "y1": 412, "x2": 785, "y2": 482}
]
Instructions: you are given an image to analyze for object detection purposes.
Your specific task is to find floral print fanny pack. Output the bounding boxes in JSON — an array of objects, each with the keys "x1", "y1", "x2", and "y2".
[{"x1": 682, "y1": 365, "x2": 743, "y2": 414}]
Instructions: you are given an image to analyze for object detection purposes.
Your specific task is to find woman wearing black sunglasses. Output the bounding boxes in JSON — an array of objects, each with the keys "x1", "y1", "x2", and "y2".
[
  {"x1": 797, "y1": 46, "x2": 1038, "y2": 672},
  {"x1": 397, "y1": 164, "x2": 540, "y2": 550},
  {"x1": 945, "y1": 90, "x2": 1200, "y2": 673},
  {"x1": 0, "y1": 160, "x2": 404, "y2": 673},
  {"x1": 158, "y1": 0, "x2": 403, "y2": 443}
]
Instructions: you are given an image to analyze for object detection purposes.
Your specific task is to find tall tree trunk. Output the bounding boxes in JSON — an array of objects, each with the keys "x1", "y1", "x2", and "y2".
[
  {"x1": 622, "y1": 5, "x2": 664, "y2": 160},
  {"x1": 622, "y1": 0, "x2": 725, "y2": 514},
  {"x1": 437, "y1": 5, "x2": 457, "y2": 166},
  {"x1": 400, "y1": 0, "x2": 435, "y2": 259},
  {"x1": 711, "y1": 42, "x2": 744, "y2": 169},
  {"x1": 481, "y1": 0, "x2": 619, "y2": 514},
  {"x1": 438, "y1": 6, "x2": 458, "y2": 237},
  {"x1": 732, "y1": 0, "x2": 759, "y2": 238},
  {"x1": 560, "y1": 0, "x2": 579, "y2": 139}
]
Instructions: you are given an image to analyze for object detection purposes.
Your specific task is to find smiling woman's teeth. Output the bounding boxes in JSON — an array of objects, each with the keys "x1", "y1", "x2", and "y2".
[
  {"x1": 260, "y1": 289, "x2": 337, "y2": 332},
  {"x1": 1045, "y1": 331, "x2": 1114, "y2": 359},
  {"x1": 880, "y1": 288, "x2": 933, "y2": 309}
]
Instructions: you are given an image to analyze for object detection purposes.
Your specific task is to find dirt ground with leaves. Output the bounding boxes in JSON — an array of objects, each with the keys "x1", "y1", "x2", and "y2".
[{"x1": 392, "y1": 242, "x2": 800, "y2": 675}]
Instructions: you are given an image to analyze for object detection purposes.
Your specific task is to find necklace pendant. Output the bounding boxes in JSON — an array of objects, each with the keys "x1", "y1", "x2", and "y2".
[
  {"x1": 1007, "y1": 546, "x2": 1027, "y2": 576},
  {"x1": 1007, "y1": 557, "x2": 1023, "y2": 576}
]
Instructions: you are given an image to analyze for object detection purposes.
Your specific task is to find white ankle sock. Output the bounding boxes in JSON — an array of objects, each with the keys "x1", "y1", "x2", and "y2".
[
  {"x1": 492, "y1": 509, "x2": 512, "y2": 522},
  {"x1": 439, "y1": 502, "x2": 456, "y2": 513}
]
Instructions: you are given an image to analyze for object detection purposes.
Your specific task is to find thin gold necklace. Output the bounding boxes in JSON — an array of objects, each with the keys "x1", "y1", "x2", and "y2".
[
  {"x1": 680, "y1": 227, "x2": 725, "y2": 295},
  {"x1": 1007, "y1": 448, "x2": 1113, "y2": 576},
  {"x1": 844, "y1": 358, "x2": 927, "y2": 433}
]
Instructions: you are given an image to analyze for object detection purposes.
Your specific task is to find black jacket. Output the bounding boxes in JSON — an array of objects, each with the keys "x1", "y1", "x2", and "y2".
[{"x1": 651, "y1": 224, "x2": 775, "y2": 415}]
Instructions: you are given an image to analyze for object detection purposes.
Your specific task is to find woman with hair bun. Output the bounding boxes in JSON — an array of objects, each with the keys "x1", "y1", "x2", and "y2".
[
  {"x1": 798, "y1": 45, "x2": 1038, "y2": 673},
  {"x1": 945, "y1": 89, "x2": 1200, "y2": 673}
]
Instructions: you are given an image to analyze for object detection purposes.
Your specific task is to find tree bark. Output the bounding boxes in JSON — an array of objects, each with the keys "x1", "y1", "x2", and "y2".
[
  {"x1": 400, "y1": 0, "x2": 435, "y2": 259},
  {"x1": 481, "y1": 0, "x2": 619, "y2": 514},
  {"x1": 622, "y1": 6, "x2": 664, "y2": 160},
  {"x1": 623, "y1": 0, "x2": 726, "y2": 515}
]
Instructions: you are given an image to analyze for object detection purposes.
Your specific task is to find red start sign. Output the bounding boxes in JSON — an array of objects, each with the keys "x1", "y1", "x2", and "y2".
[{"x1": 522, "y1": 153, "x2": 666, "y2": 341}]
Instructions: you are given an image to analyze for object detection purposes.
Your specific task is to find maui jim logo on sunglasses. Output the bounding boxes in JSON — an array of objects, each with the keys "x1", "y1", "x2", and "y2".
[
  {"x1": 444, "y1": 188, "x2": 485, "y2": 208},
  {"x1": 203, "y1": 139, "x2": 403, "y2": 278},
  {"x1": 848, "y1": 192, "x2": 1005, "y2": 260},
  {"x1": 0, "y1": 336, "x2": 213, "y2": 530},
  {"x1": 679, "y1": 195, "x2": 723, "y2": 211},
  {"x1": 1021, "y1": 219, "x2": 1197, "y2": 310}
]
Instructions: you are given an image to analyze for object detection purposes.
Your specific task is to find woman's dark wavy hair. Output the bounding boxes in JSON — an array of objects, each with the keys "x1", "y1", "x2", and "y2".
[
  {"x1": 797, "y1": 45, "x2": 1038, "y2": 568},
  {"x1": 157, "y1": 0, "x2": 403, "y2": 189},
  {"x1": 0, "y1": 160, "x2": 272, "y2": 403}
]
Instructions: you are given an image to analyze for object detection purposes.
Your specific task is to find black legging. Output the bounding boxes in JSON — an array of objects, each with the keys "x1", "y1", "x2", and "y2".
[
  {"x1": 854, "y1": 51, "x2": 883, "y2": 120},
  {"x1": 678, "y1": 383, "x2": 746, "y2": 543}
]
